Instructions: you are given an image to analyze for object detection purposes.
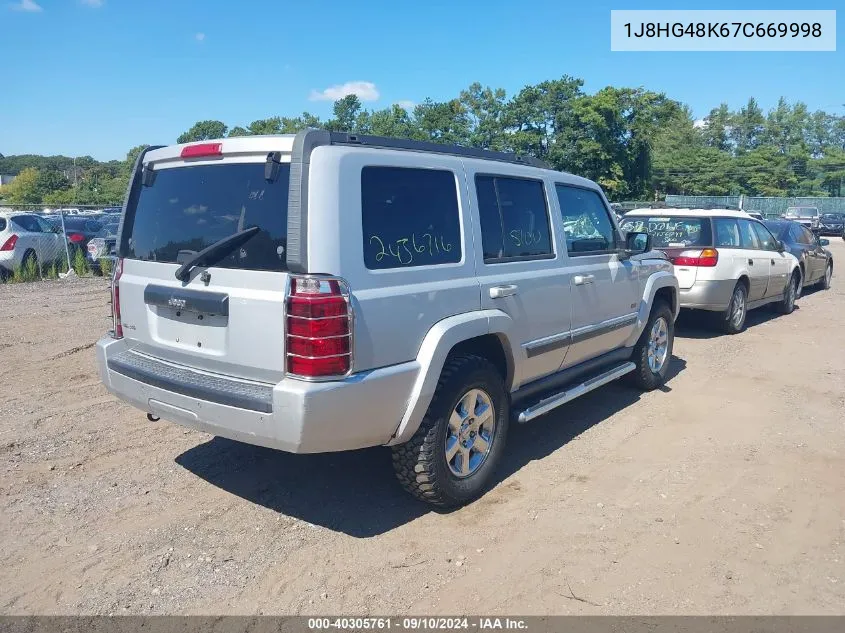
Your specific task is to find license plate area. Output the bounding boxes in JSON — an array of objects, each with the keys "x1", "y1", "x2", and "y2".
[{"x1": 149, "y1": 306, "x2": 228, "y2": 353}]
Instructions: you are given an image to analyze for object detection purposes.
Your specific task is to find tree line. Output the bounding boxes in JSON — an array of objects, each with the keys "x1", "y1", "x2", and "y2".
[{"x1": 2, "y1": 76, "x2": 844, "y2": 205}]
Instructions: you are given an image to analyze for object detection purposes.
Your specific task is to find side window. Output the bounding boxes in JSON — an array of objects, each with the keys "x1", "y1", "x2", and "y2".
[
  {"x1": 751, "y1": 222, "x2": 778, "y2": 250},
  {"x1": 12, "y1": 216, "x2": 42, "y2": 233},
  {"x1": 475, "y1": 175, "x2": 553, "y2": 262},
  {"x1": 738, "y1": 219, "x2": 760, "y2": 249},
  {"x1": 35, "y1": 217, "x2": 57, "y2": 233},
  {"x1": 796, "y1": 226, "x2": 814, "y2": 245},
  {"x1": 555, "y1": 184, "x2": 617, "y2": 255},
  {"x1": 361, "y1": 166, "x2": 462, "y2": 270},
  {"x1": 713, "y1": 218, "x2": 740, "y2": 247}
]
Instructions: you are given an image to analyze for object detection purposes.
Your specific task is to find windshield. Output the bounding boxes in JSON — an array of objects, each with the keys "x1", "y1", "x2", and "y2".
[
  {"x1": 619, "y1": 215, "x2": 712, "y2": 248},
  {"x1": 786, "y1": 208, "x2": 818, "y2": 217},
  {"x1": 123, "y1": 162, "x2": 291, "y2": 272}
]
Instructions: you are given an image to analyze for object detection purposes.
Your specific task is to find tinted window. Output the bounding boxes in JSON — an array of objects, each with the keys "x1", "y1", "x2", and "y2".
[
  {"x1": 361, "y1": 167, "x2": 461, "y2": 270},
  {"x1": 125, "y1": 163, "x2": 290, "y2": 272},
  {"x1": 35, "y1": 217, "x2": 57, "y2": 233},
  {"x1": 752, "y1": 222, "x2": 778, "y2": 250},
  {"x1": 796, "y1": 226, "x2": 815, "y2": 245},
  {"x1": 476, "y1": 175, "x2": 553, "y2": 261},
  {"x1": 620, "y1": 215, "x2": 711, "y2": 248},
  {"x1": 0, "y1": 218, "x2": 6, "y2": 232},
  {"x1": 12, "y1": 215, "x2": 42, "y2": 233},
  {"x1": 556, "y1": 185, "x2": 617, "y2": 254},
  {"x1": 764, "y1": 221, "x2": 788, "y2": 239},
  {"x1": 62, "y1": 217, "x2": 91, "y2": 231},
  {"x1": 97, "y1": 222, "x2": 120, "y2": 238},
  {"x1": 713, "y1": 218, "x2": 740, "y2": 247},
  {"x1": 738, "y1": 219, "x2": 760, "y2": 249},
  {"x1": 86, "y1": 220, "x2": 103, "y2": 233}
]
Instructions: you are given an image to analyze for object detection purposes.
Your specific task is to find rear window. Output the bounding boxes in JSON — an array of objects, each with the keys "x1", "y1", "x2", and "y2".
[
  {"x1": 97, "y1": 222, "x2": 120, "y2": 238},
  {"x1": 619, "y1": 215, "x2": 712, "y2": 248},
  {"x1": 361, "y1": 166, "x2": 462, "y2": 270},
  {"x1": 123, "y1": 162, "x2": 290, "y2": 272}
]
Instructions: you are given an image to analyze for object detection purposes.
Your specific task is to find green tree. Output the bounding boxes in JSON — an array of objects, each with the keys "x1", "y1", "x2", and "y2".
[
  {"x1": 326, "y1": 95, "x2": 363, "y2": 132},
  {"x1": 736, "y1": 146, "x2": 799, "y2": 196},
  {"x1": 413, "y1": 99, "x2": 471, "y2": 144},
  {"x1": 731, "y1": 97, "x2": 765, "y2": 153},
  {"x1": 2, "y1": 167, "x2": 41, "y2": 204},
  {"x1": 701, "y1": 103, "x2": 732, "y2": 152},
  {"x1": 459, "y1": 82, "x2": 507, "y2": 150},
  {"x1": 176, "y1": 120, "x2": 228, "y2": 144}
]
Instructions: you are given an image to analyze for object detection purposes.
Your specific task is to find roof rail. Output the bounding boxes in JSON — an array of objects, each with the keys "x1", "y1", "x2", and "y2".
[{"x1": 327, "y1": 131, "x2": 551, "y2": 169}]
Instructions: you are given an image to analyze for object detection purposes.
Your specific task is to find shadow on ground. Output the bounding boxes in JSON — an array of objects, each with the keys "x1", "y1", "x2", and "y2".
[
  {"x1": 674, "y1": 304, "x2": 800, "y2": 340},
  {"x1": 176, "y1": 355, "x2": 687, "y2": 538}
]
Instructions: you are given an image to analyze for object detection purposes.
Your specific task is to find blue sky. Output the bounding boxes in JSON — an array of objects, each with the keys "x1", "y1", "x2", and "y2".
[{"x1": 1, "y1": 0, "x2": 841, "y2": 161}]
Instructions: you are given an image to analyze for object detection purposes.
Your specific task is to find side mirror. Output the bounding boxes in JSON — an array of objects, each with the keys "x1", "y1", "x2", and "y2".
[
  {"x1": 625, "y1": 231, "x2": 651, "y2": 254},
  {"x1": 775, "y1": 240, "x2": 785, "y2": 252},
  {"x1": 820, "y1": 238, "x2": 830, "y2": 247}
]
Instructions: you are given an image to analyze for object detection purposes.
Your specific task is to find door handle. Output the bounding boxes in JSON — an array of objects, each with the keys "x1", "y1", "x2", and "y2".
[
  {"x1": 748, "y1": 259, "x2": 754, "y2": 266},
  {"x1": 489, "y1": 284, "x2": 518, "y2": 299},
  {"x1": 573, "y1": 274, "x2": 595, "y2": 286}
]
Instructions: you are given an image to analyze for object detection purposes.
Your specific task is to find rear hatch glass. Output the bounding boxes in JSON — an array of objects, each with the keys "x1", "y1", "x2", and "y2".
[
  {"x1": 619, "y1": 215, "x2": 713, "y2": 289},
  {"x1": 125, "y1": 163, "x2": 289, "y2": 271},
  {"x1": 118, "y1": 160, "x2": 292, "y2": 382}
]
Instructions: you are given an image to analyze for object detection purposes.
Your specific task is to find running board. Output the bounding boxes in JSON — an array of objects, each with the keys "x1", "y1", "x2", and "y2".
[{"x1": 516, "y1": 362, "x2": 636, "y2": 423}]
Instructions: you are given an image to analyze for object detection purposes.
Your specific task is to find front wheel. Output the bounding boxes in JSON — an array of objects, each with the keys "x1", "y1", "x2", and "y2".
[
  {"x1": 391, "y1": 354, "x2": 509, "y2": 507},
  {"x1": 628, "y1": 301, "x2": 674, "y2": 391}
]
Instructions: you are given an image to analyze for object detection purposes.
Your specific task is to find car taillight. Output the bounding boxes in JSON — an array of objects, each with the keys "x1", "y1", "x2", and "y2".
[
  {"x1": 68, "y1": 233, "x2": 85, "y2": 243},
  {"x1": 672, "y1": 248, "x2": 719, "y2": 267},
  {"x1": 285, "y1": 275, "x2": 352, "y2": 379},
  {"x1": 0, "y1": 234, "x2": 18, "y2": 251},
  {"x1": 180, "y1": 143, "x2": 223, "y2": 158},
  {"x1": 111, "y1": 258, "x2": 124, "y2": 339}
]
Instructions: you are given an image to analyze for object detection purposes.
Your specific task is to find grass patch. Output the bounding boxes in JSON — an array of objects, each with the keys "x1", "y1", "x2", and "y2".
[
  {"x1": 99, "y1": 257, "x2": 114, "y2": 278},
  {"x1": 9, "y1": 255, "x2": 41, "y2": 283},
  {"x1": 72, "y1": 247, "x2": 90, "y2": 277}
]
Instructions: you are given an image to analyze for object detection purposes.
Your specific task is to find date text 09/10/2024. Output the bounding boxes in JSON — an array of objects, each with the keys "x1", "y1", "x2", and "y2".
[{"x1": 307, "y1": 617, "x2": 528, "y2": 630}]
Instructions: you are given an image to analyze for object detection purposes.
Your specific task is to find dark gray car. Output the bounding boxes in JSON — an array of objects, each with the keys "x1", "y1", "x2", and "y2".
[{"x1": 764, "y1": 220, "x2": 833, "y2": 294}]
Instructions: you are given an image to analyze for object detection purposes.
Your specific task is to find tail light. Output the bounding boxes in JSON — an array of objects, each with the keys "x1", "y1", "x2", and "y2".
[
  {"x1": 111, "y1": 258, "x2": 124, "y2": 339},
  {"x1": 68, "y1": 233, "x2": 85, "y2": 244},
  {"x1": 672, "y1": 248, "x2": 719, "y2": 267},
  {"x1": 181, "y1": 143, "x2": 223, "y2": 158},
  {"x1": 285, "y1": 275, "x2": 352, "y2": 379},
  {"x1": 0, "y1": 234, "x2": 18, "y2": 251}
]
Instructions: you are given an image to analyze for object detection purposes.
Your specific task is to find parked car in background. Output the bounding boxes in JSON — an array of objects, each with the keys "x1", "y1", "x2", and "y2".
[
  {"x1": 621, "y1": 209, "x2": 801, "y2": 334},
  {"x1": 782, "y1": 206, "x2": 819, "y2": 231},
  {"x1": 96, "y1": 131, "x2": 680, "y2": 507},
  {"x1": 59, "y1": 216, "x2": 104, "y2": 257},
  {"x1": 0, "y1": 211, "x2": 65, "y2": 278},
  {"x1": 764, "y1": 220, "x2": 833, "y2": 294},
  {"x1": 86, "y1": 218, "x2": 120, "y2": 273},
  {"x1": 816, "y1": 213, "x2": 845, "y2": 236}
]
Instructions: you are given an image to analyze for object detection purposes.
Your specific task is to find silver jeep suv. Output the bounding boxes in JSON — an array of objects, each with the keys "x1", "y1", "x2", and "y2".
[{"x1": 96, "y1": 131, "x2": 679, "y2": 507}]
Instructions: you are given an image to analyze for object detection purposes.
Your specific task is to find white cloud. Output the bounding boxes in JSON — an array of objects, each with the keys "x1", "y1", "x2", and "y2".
[
  {"x1": 195, "y1": 32, "x2": 205, "y2": 41},
  {"x1": 693, "y1": 119, "x2": 706, "y2": 129},
  {"x1": 10, "y1": 0, "x2": 43, "y2": 12},
  {"x1": 394, "y1": 100, "x2": 416, "y2": 110},
  {"x1": 80, "y1": 0, "x2": 104, "y2": 7},
  {"x1": 309, "y1": 81, "x2": 379, "y2": 102}
]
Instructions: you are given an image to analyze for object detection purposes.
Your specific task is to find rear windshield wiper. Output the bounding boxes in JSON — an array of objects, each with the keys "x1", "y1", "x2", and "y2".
[{"x1": 174, "y1": 226, "x2": 260, "y2": 281}]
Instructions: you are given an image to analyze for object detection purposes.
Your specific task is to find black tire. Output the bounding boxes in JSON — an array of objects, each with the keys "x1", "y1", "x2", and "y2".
[
  {"x1": 816, "y1": 262, "x2": 832, "y2": 290},
  {"x1": 392, "y1": 354, "x2": 509, "y2": 508},
  {"x1": 628, "y1": 300, "x2": 674, "y2": 391},
  {"x1": 720, "y1": 282, "x2": 748, "y2": 334},
  {"x1": 775, "y1": 270, "x2": 799, "y2": 314}
]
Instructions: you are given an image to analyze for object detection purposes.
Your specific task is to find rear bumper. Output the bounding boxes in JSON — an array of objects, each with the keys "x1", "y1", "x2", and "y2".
[
  {"x1": 0, "y1": 250, "x2": 21, "y2": 272},
  {"x1": 96, "y1": 337, "x2": 419, "y2": 453},
  {"x1": 678, "y1": 279, "x2": 736, "y2": 312}
]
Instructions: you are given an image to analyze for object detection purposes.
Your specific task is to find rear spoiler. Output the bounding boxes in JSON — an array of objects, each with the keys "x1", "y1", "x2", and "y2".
[{"x1": 116, "y1": 145, "x2": 165, "y2": 259}]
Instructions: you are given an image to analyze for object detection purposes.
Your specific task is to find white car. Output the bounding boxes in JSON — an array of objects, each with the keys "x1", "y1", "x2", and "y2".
[
  {"x1": 620, "y1": 209, "x2": 801, "y2": 333},
  {"x1": 0, "y1": 212, "x2": 66, "y2": 277}
]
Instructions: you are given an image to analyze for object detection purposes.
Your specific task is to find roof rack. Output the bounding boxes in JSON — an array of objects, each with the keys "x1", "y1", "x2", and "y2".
[{"x1": 325, "y1": 131, "x2": 551, "y2": 169}]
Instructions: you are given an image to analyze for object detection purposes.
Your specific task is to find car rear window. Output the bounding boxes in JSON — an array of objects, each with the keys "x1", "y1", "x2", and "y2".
[
  {"x1": 97, "y1": 223, "x2": 120, "y2": 238},
  {"x1": 361, "y1": 166, "x2": 462, "y2": 270},
  {"x1": 123, "y1": 162, "x2": 290, "y2": 272},
  {"x1": 618, "y1": 215, "x2": 712, "y2": 248}
]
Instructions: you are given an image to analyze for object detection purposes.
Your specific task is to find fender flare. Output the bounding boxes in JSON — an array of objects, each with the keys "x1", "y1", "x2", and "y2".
[
  {"x1": 387, "y1": 309, "x2": 517, "y2": 446},
  {"x1": 624, "y1": 270, "x2": 679, "y2": 348}
]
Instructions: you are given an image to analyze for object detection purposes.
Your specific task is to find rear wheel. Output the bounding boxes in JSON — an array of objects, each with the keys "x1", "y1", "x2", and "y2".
[
  {"x1": 775, "y1": 270, "x2": 799, "y2": 314},
  {"x1": 392, "y1": 354, "x2": 509, "y2": 507},
  {"x1": 816, "y1": 262, "x2": 832, "y2": 290},
  {"x1": 720, "y1": 282, "x2": 747, "y2": 334},
  {"x1": 628, "y1": 300, "x2": 674, "y2": 391}
]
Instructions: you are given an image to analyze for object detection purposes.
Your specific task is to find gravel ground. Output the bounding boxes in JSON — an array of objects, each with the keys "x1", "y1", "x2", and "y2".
[{"x1": 1, "y1": 242, "x2": 844, "y2": 615}]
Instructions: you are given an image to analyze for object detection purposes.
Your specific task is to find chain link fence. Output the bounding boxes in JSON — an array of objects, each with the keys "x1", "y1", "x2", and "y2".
[{"x1": 0, "y1": 207, "x2": 119, "y2": 284}]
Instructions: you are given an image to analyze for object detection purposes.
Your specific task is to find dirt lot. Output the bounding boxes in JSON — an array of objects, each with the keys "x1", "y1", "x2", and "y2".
[{"x1": 1, "y1": 242, "x2": 844, "y2": 616}]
